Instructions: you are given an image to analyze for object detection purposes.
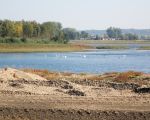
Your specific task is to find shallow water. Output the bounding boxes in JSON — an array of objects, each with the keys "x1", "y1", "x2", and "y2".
[{"x1": 0, "y1": 50, "x2": 150, "y2": 73}]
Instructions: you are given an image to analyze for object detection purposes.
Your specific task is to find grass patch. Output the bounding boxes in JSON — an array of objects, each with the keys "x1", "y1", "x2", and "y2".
[
  {"x1": 96, "y1": 46, "x2": 128, "y2": 49},
  {"x1": 138, "y1": 46, "x2": 150, "y2": 50},
  {"x1": 0, "y1": 43, "x2": 91, "y2": 53},
  {"x1": 70, "y1": 40, "x2": 150, "y2": 44}
]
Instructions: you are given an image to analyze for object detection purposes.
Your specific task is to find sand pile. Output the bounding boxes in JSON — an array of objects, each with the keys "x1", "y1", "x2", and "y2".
[
  {"x1": 0, "y1": 68, "x2": 46, "y2": 82},
  {"x1": 0, "y1": 68, "x2": 86, "y2": 96},
  {"x1": 0, "y1": 68, "x2": 149, "y2": 96}
]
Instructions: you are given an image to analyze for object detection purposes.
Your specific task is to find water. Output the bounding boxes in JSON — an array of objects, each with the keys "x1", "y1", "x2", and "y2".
[{"x1": 0, "y1": 50, "x2": 150, "y2": 74}]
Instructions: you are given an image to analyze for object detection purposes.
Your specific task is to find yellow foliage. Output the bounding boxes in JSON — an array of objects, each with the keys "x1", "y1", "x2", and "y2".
[{"x1": 14, "y1": 22, "x2": 23, "y2": 37}]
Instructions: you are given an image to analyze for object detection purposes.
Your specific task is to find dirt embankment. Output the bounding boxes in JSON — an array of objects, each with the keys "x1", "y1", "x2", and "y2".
[
  {"x1": 0, "y1": 68, "x2": 150, "y2": 120},
  {"x1": 0, "y1": 108, "x2": 150, "y2": 120}
]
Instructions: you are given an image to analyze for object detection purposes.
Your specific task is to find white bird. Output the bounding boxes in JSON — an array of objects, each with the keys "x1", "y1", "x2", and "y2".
[
  {"x1": 83, "y1": 55, "x2": 86, "y2": 58},
  {"x1": 55, "y1": 54, "x2": 58, "y2": 57},
  {"x1": 123, "y1": 55, "x2": 127, "y2": 58}
]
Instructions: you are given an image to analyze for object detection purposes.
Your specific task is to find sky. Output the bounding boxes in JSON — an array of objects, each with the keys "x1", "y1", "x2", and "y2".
[{"x1": 0, "y1": 0, "x2": 150, "y2": 30}]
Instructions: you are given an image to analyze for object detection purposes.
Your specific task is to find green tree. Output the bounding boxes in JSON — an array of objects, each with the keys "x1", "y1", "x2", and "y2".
[
  {"x1": 0, "y1": 19, "x2": 70, "y2": 43},
  {"x1": 23, "y1": 22, "x2": 34, "y2": 38},
  {"x1": 123, "y1": 33, "x2": 139, "y2": 40},
  {"x1": 0, "y1": 20, "x2": 15, "y2": 37},
  {"x1": 32, "y1": 21, "x2": 41, "y2": 37},
  {"x1": 80, "y1": 31, "x2": 89, "y2": 39},
  {"x1": 0, "y1": 20, "x2": 3, "y2": 37},
  {"x1": 41, "y1": 22, "x2": 53, "y2": 39},
  {"x1": 106, "y1": 27, "x2": 122, "y2": 39},
  {"x1": 63, "y1": 28, "x2": 79, "y2": 40}
]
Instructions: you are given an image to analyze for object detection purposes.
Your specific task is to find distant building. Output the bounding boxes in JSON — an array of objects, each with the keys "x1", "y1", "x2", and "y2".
[{"x1": 80, "y1": 34, "x2": 97, "y2": 40}]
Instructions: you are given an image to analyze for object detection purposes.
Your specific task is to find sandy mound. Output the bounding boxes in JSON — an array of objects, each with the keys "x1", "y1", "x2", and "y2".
[
  {"x1": 0, "y1": 68, "x2": 149, "y2": 97},
  {"x1": 0, "y1": 68, "x2": 47, "y2": 82},
  {"x1": 0, "y1": 68, "x2": 86, "y2": 96}
]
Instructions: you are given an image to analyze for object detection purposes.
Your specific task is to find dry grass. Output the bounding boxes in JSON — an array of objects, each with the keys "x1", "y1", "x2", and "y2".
[
  {"x1": 23, "y1": 69, "x2": 92, "y2": 81},
  {"x1": 23, "y1": 69, "x2": 149, "y2": 86},
  {"x1": 0, "y1": 43, "x2": 92, "y2": 53},
  {"x1": 70, "y1": 40, "x2": 150, "y2": 44},
  {"x1": 86, "y1": 76, "x2": 104, "y2": 81},
  {"x1": 23, "y1": 69, "x2": 77, "y2": 80},
  {"x1": 84, "y1": 72, "x2": 119, "y2": 81},
  {"x1": 23, "y1": 69, "x2": 61, "y2": 80},
  {"x1": 114, "y1": 71, "x2": 143, "y2": 83},
  {"x1": 87, "y1": 71, "x2": 148, "y2": 86}
]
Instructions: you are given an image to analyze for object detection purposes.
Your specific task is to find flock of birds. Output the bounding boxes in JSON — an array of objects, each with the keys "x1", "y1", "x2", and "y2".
[
  {"x1": 44, "y1": 54, "x2": 87, "y2": 59},
  {"x1": 43, "y1": 53, "x2": 128, "y2": 60}
]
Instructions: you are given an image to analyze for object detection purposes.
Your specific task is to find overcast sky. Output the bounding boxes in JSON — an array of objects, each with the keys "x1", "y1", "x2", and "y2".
[{"x1": 0, "y1": 0, "x2": 150, "y2": 30}]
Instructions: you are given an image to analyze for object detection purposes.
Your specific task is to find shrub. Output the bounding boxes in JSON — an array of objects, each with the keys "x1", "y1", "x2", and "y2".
[
  {"x1": 20, "y1": 38, "x2": 27, "y2": 43},
  {"x1": 0, "y1": 38, "x2": 5, "y2": 43},
  {"x1": 5, "y1": 38, "x2": 22, "y2": 43},
  {"x1": 0, "y1": 37, "x2": 25, "y2": 43}
]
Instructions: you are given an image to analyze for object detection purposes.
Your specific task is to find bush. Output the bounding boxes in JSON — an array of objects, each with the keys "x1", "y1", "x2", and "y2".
[
  {"x1": 0, "y1": 37, "x2": 68, "y2": 44},
  {"x1": 20, "y1": 38, "x2": 27, "y2": 43},
  {"x1": 0, "y1": 37, "x2": 25, "y2": 43},
  {"x1": 5, "y1": 38, "x2": 22, "y2": 43},
  {"x1": 63, "y1": 39, "x2": 69, "y2": 44},
  {"x1": 0, "y1": 37, "x2": 28, "y2": 43},
  {"x1": 0, "y1": 38, "x2": 5, "y2": 43}
]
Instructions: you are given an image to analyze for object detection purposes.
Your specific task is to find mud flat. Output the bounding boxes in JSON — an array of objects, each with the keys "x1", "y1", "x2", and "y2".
[{"x1": 0, "y1": 68, "x2": 150, "y2": 120}]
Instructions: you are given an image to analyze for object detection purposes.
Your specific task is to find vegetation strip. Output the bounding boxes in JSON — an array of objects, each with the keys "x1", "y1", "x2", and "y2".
[{"x1": 0, "y1": 43, "x2": 91, "y2": 52}]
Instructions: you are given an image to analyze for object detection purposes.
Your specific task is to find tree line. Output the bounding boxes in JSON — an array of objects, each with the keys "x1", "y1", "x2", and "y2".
[
  {"x1": 0, "y1": 20, "x2": 83, "y2": 43},
  {"x1": 0, "y1": 20, "x2": 141, "y2": 44},
  {"x1": 106, "y1": 27, "x2": 139, "y2": 40}
]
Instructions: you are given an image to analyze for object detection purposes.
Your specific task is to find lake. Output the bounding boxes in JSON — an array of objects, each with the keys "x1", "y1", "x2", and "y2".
[{"x1": 0, "y1": 50, "x2": 150, "y2": 74}]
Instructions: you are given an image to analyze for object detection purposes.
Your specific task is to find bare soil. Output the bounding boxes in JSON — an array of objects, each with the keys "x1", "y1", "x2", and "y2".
[{"x1": 0, "y1": 68, "x2": 150, "y2": 120}]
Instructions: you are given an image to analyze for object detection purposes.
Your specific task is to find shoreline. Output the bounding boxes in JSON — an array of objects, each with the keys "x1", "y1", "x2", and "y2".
[
  {"x1": 0, "y1": 43, "x2": 92, "y2": 53},
  {"x1": 0, "y1": 44, "x2": 128, "y2": 53},
  {"x1": 0, "y1": 40, "x2": 150, "y2": 53}
]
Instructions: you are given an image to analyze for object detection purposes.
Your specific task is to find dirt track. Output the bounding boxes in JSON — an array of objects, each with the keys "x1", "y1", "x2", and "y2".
[
  {"x1": 0, "y1": 107, "x2": 150, "y2": 120},
  {"x1": 0, "y1": 95, "x2": 150, "y2": 120}
]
